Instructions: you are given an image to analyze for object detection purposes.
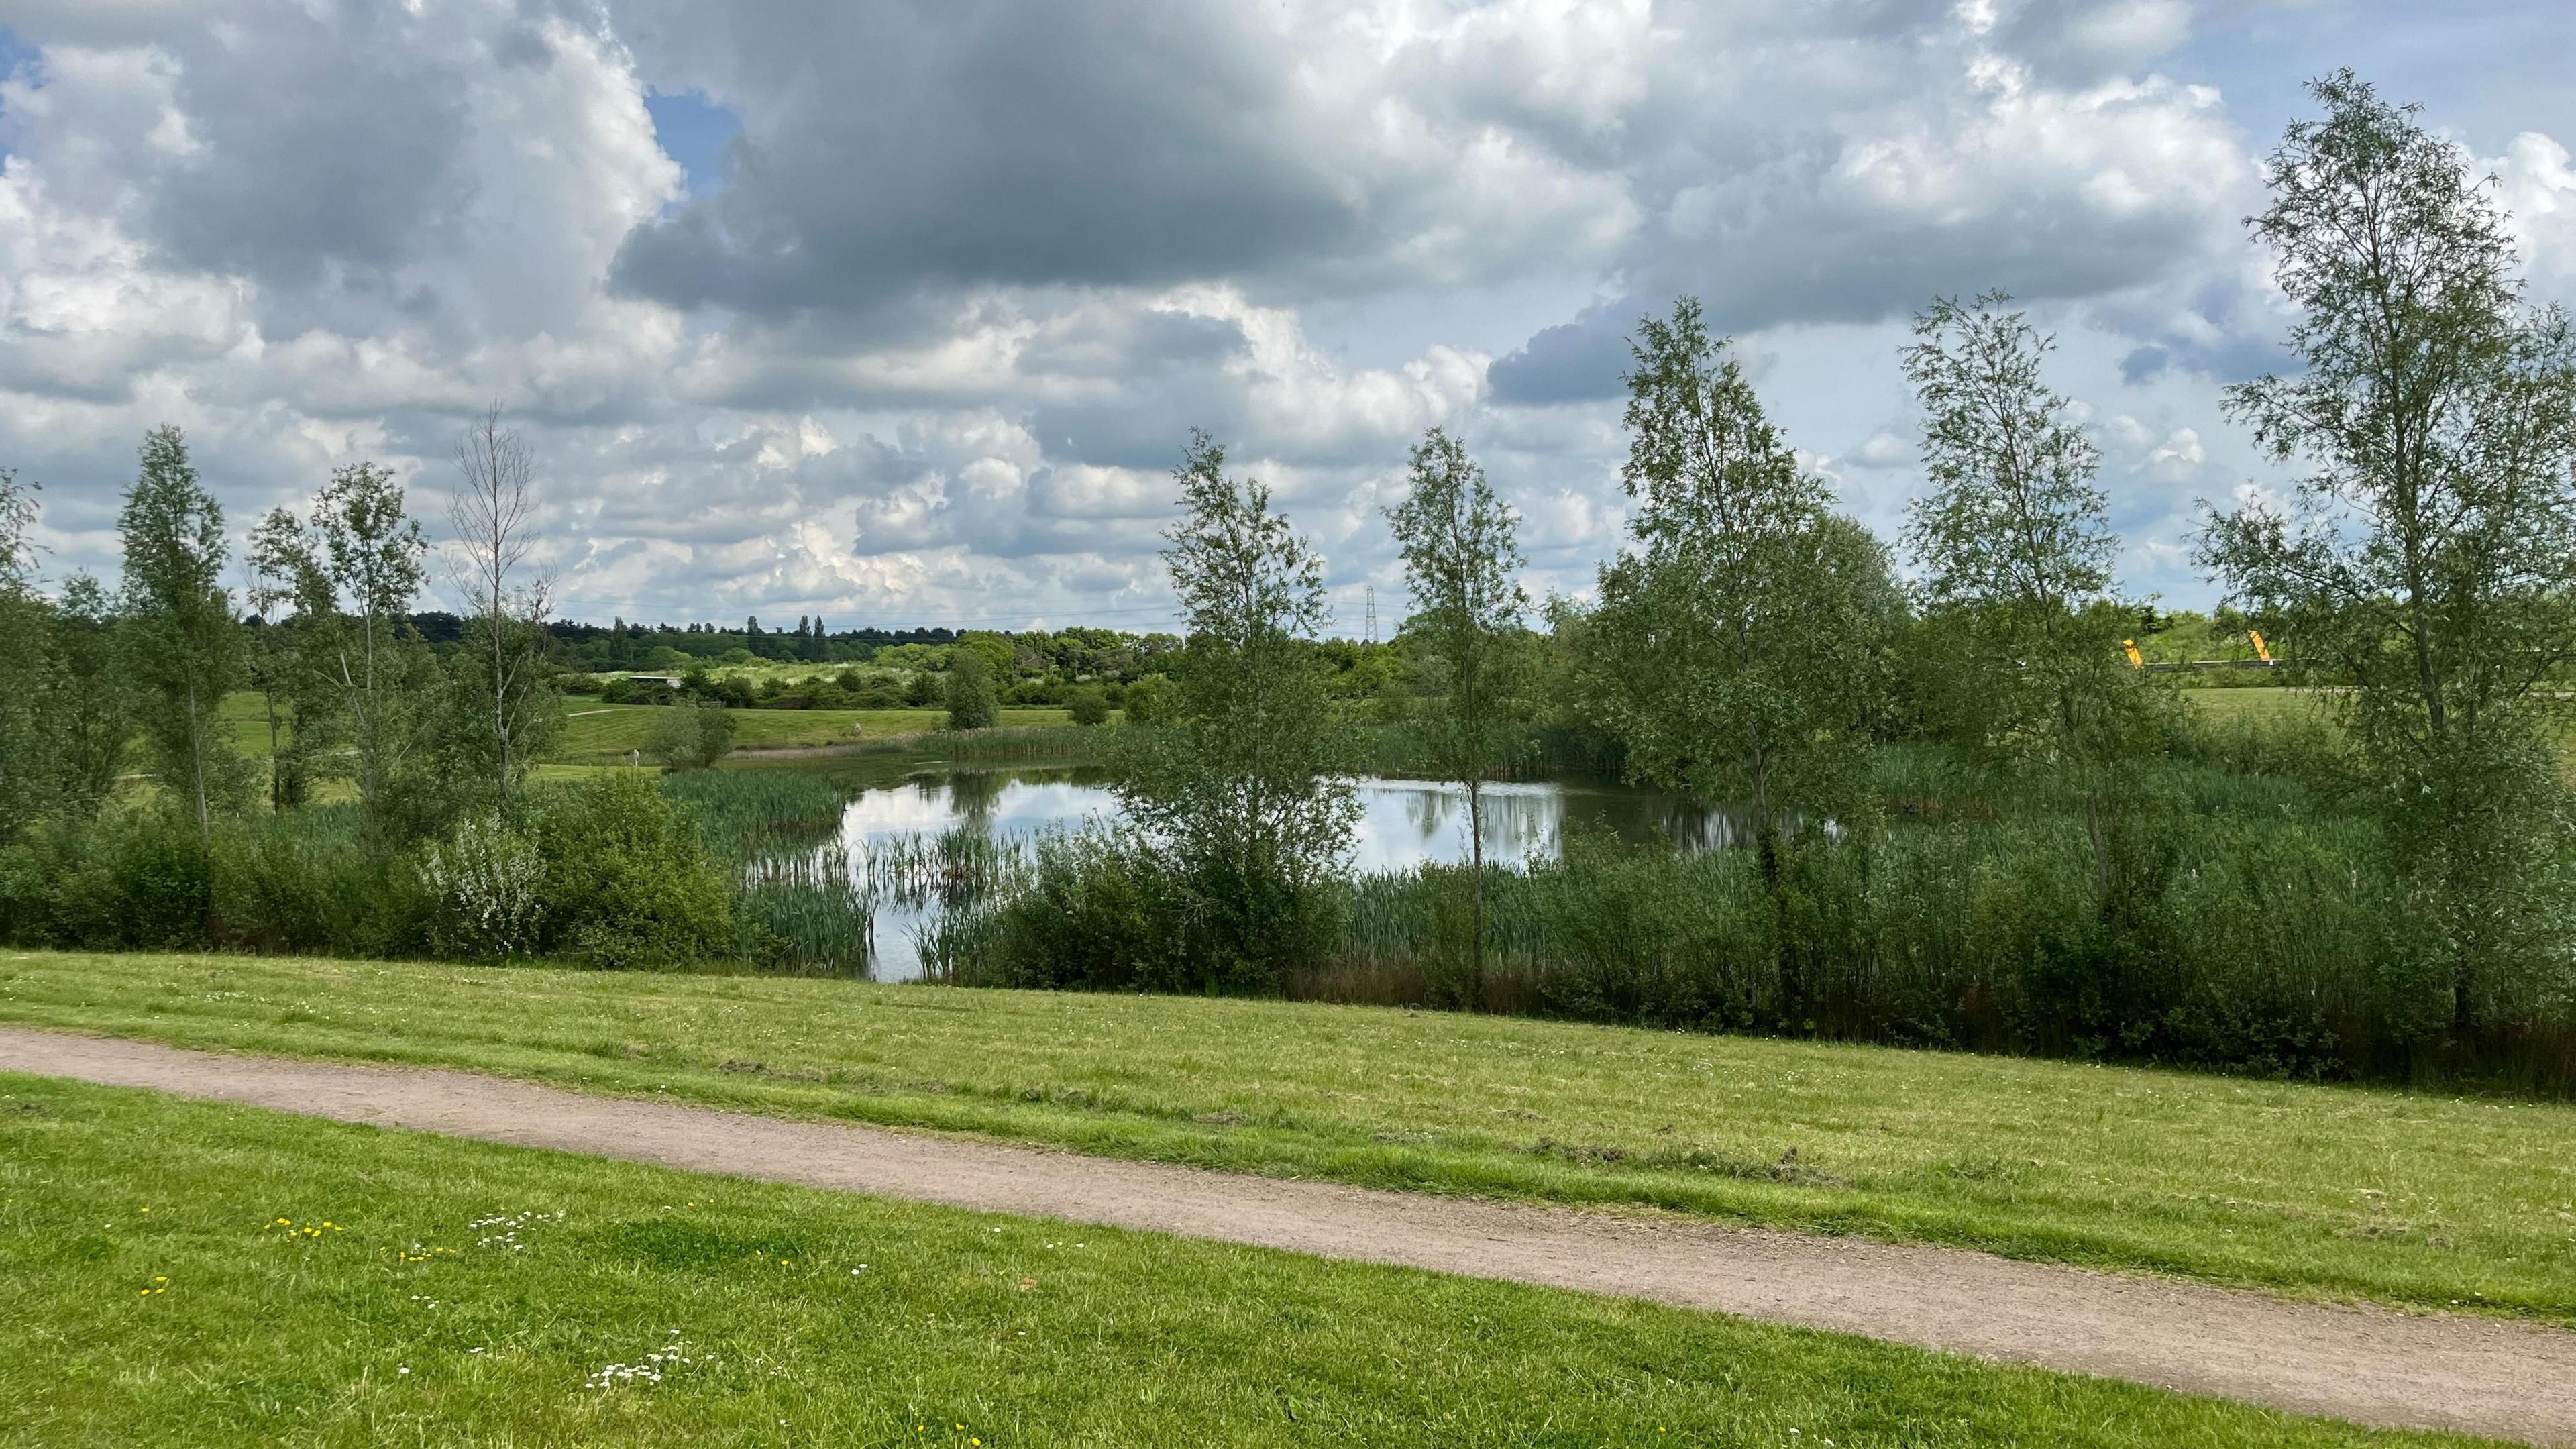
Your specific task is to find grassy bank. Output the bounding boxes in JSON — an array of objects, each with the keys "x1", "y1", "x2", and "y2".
[
  {"x1": 5, "y1": 951, "x2": 2572, "y2": 1322},
  {"x1": 0, "y1": 1073, "x2": 2473, "y2": 1448},
  {"x1": 554, "y1": 704, "x2": 1078, "y2": 763}
]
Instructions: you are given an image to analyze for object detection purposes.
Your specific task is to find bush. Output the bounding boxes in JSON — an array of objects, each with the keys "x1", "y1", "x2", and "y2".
[
  {"x1": 1119, "y1": 674, "x2": 1173, "y2": 726},
  {"x1": 524, "y1": 773, "x2": 739, "y2": 968},
  {"x1": 420, "y1": 811, "x2": 547, "y2": 958},
  {"x1": 651, "y1": 698, "x2": 736, "y2": 769},
  {"x1": 928, "y1": 825, "x2": 1344, "y2": 995},
  {"x1": 0, "y1": 816, "x2": 210, "y2": 950},
  {"x1": 1065, "y1": 686, "x2": 1111, "y2": 726},
  {"x1": 945, "y1": 650, "x2": 1000, "y2": 731}
]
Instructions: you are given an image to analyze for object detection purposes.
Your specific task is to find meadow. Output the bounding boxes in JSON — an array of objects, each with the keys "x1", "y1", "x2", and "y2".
[
  {"x1": 7, "y1": 949, "x2": 2571, "y2": 1323},
  {"x1": 554, "y1": 699, "x2": 1079, "y2": 763},
  {"x1": 1, "y1": 1071, "x2": 2477, "y2": 1448}
]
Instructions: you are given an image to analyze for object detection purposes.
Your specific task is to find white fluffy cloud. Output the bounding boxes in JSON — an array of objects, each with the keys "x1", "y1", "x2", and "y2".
[{"x1": 1, "y1": 0, "x2": 2571, "y2": 625}]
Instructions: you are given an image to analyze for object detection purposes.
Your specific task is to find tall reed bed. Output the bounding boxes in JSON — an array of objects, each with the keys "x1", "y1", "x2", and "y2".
[
  {"x1": 929, "y1": 725, "x2": 1109, "y2": 763},
  {"x1": 923, "y1": 745, "x2": 2576, "y2": 1094}
]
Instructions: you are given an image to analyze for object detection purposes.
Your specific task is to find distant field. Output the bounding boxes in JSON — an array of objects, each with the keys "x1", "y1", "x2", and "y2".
[
  {"x1": 9, "y1": 949, "x2": 2573, "y2": 1324},
  {"x1": 1, "y1": 1073, "x2": 2447, "y2": 1449},
  {"x1": 553, "y1": 702, "x2": 1075, "y2": 762},
  {"x1": 2176, "y1": 686, "x2": 2340, "y2": 722}
]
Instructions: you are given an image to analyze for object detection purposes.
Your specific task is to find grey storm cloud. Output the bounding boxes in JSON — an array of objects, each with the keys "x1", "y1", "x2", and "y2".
[{"x1": 607, "y1": 1, "x2": 1364, "y2": 313}]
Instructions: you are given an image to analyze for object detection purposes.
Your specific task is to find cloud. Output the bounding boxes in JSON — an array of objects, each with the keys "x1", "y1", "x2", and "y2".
[{"x1": 0, "y1": 0, "x2": 2567, "y2": 626}]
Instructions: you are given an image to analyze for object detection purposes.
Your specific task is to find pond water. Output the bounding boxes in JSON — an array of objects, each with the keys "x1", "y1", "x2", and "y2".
[{"x1": 811, "y1": 767, "x2": 1741, "y2": 980}]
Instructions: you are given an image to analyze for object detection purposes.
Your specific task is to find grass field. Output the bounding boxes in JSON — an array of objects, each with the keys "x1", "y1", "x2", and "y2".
[
  {"x1": 0, "y1": 1072, "x2": 2487, "y2": 1448},
  {"x1": 6, "y1": 952, "x2": 2571, "y2": 1324},
  {"x1": 554, "y1": 703, "x2": 1076, "y2": 763}
]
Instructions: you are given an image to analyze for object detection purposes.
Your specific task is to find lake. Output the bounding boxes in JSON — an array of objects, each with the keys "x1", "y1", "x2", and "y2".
[{"x1": 810, "y1": 767, "x2": 1741, "y2": 979}]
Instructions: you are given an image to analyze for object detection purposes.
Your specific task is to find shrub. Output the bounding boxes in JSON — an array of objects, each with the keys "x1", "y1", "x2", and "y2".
[
  {"x1": 1065, "y1": 686, "x2": 1111, "y2": 726},
  {"x1": 1119, "y1": 674, "x2": 1173, "y2": 726},
  {"x1": 945, "y1": 650, "x2": 1000, "y2": 731},
  {"x1": 526, "y1": 772, "x2": 739, "y2": 969},
  {"x1": 0, "y1": 816, "x2": 211, "y2": 950},
  {"x1": 651, "y1": 699, "x2": 736, "y2": 769},
  {"x1": 420, "y1": 811, "x2": 547, "y2": 958}
]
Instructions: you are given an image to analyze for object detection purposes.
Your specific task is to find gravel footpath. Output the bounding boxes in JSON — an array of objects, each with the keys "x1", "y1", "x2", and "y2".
[{"x1": 5, "y1": 1024, "x2": 2569, "y2": 1444}]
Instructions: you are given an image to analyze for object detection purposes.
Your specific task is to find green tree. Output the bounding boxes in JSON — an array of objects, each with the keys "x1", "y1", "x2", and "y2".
[
  {"x1": 0, "y1": 469, "x2": 47, "y2": 840},
  {"x1": 944, "y1": 646, "x2": 1000, "y2": 730},
  {"x1": 1064, "y1": 685, "x2": 1112, "y2": 726},
  {"x1": 1387, "y1": 427, "x2": 1529, "y2": 998},
  {"x1": 1587, "y1": 299, "x2": 1881, "y2": 863},
  {"x1": 1120, "y1": 430, "x2": 1356, "y2": 986},
  {"x1": 1901, "y1": 290, "x2": 2148, "y2": 763},
  {"x1": 40, "y1": 574, "x2": 130, "y2": 819},
  {"x1": 117, "y1": 427, "x2": 252, "y2": 832},
  {"x1": 2198, "y1": 72, "x2": 2576, "y2": 1031},
  {"x1": 650, "y1": 697, "x2": 736, "y2": 769},
  {"x1": 244, "y1": 517, "x2": 338, "y2": 812},
  {"x1": 249, "y1": 462, "x2": 434, "y2": 834}
]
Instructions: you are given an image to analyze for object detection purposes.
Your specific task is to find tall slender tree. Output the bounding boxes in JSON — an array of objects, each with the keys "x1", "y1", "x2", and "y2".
[
  {"x1": 0, "y1": 468, "x2": 47, "y2": 841},
  {"x1": 250, "y1": 460, "x2": 432, "y2": 832},
  {"x1": 1589, "y1": 299, "x2": 1881, "y2": 863},
  {"x1": 117, "y1": 426, "x2": 250, "y2": 831},
  {"x1": 450, "y1": 409, "x2": 558, "y2": 803},
  {"x1": 2199, "y1": 72, "x2": 2576, "y2": 1030},
  {"x1": 1121, "y1": 430, "x2": 1356, "y2": 985},
  {"x1": 1387, "y1": 427, "x2": 1528, "y2": 1000},
  {"x1": 1902, "y1": 290, "x2": 2158, "y2": 894},
  {"x1": 41, "y1": 573, "x2": 131, "y2": 819},
  {"x1": 1901, "y1": 292, "x2": 2146, "y2": 758}
]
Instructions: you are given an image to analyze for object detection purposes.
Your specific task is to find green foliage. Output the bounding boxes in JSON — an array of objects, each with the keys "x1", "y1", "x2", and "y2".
[
  {"x1": 117, "y1": 426, "x2": 254, "y2": 830},
  {"x1": 649, "y1": 698, "x2": 737, "y2": 769},
  {"x1": 1321, "y1": 745, "x2": 2562, "y2": 1091},
  {"x1": 1063, "y1": 684, "x2": 1111, "y2": 726},
  {"x1": 1116, "y1": 431, "x2": 1357, "y2": 987},
  {"x1": 0, "y1": 468, "x2": 49, "y2": 841},
  {"x1": 1117, "y1": 672, "x2": 1173, "y2": 724},
  {"x1": 37, "y1": 574, "x2": 130, "y2": 820},
  {"x1": 943, "y1": 645, "x2": 1000, "y2": 730},
  {"x1": 1387, "y1": 427, "x2": 1532, "y2": 994},
  {"x1": 1, "y1": 816, "x2": 213, "y2": 950},
  {"x1": 922, "y1": 830, "x2": 1190, "y2": 989},
  {"x1": 1587, "y1": 300, "x2": 1884, "y2": 847},
  {"x1": 522, "y1": 772, "x2": 739, "y2": 969},
  {"x1": 2198, "y1": 71, "x2": 2576, "y2": 1032},
  {"x1": 246, "y1": 460, "x2": 435, "y2": 836},
  {"x1": 1900, "y1": 292, "x2": 2159, "y2": 767}
]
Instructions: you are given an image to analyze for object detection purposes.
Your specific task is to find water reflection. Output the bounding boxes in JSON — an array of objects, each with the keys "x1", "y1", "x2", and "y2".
[{"x1": 814, "y1": 767, "x2": 1744, "y2": 981}]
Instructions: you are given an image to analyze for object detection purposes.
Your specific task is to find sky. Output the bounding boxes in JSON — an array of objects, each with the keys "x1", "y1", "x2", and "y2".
[{"x1": 1, "y1": 1, "x2": 2572, "y2": 634}]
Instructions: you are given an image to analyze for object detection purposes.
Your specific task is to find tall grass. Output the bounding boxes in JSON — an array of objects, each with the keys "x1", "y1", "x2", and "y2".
[
  {"x1": 926, "y1": 724, "x2": 1109, "y2": 763},
  {"x1": 924, "y1": 735, "x2": 2576, "y2": 1095}
]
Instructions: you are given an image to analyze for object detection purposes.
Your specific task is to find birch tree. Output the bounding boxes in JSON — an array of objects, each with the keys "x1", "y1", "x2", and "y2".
[
  {"x1": 450, "y1": 409, "x2": 559, "y2": 803},
  {"x1": 117, "y1": 427, "x2": 250, "y2": 831},
  {"x1": 1387, "y1": 427, "x2": 1528, "y2": 999},
  {"x1": 2198, "y1": 72, "x2": 2576, "y2": 1030}
]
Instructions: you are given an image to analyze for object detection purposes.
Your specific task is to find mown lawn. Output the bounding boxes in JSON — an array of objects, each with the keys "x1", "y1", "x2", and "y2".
[
  {"x1": 5, "y1": 951, "x2": 2571, "y2": 1322},
  {"x1": 0, "y1": 1073, "x2": 2489, "y2": 1448}
]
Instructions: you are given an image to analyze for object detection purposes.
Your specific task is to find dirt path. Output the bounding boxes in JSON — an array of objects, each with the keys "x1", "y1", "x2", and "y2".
[{"x1": 5, "y1": 1026, "x2": 2571, "y2": 1444}]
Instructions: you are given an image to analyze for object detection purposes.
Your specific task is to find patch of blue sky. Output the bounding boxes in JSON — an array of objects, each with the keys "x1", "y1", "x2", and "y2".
[
  {"x1": 0, "y1": 27, "x2": 37, "y2": 166},
  {"x1": 645, "y1": 87, "x2": 741, "y2": 201}
]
